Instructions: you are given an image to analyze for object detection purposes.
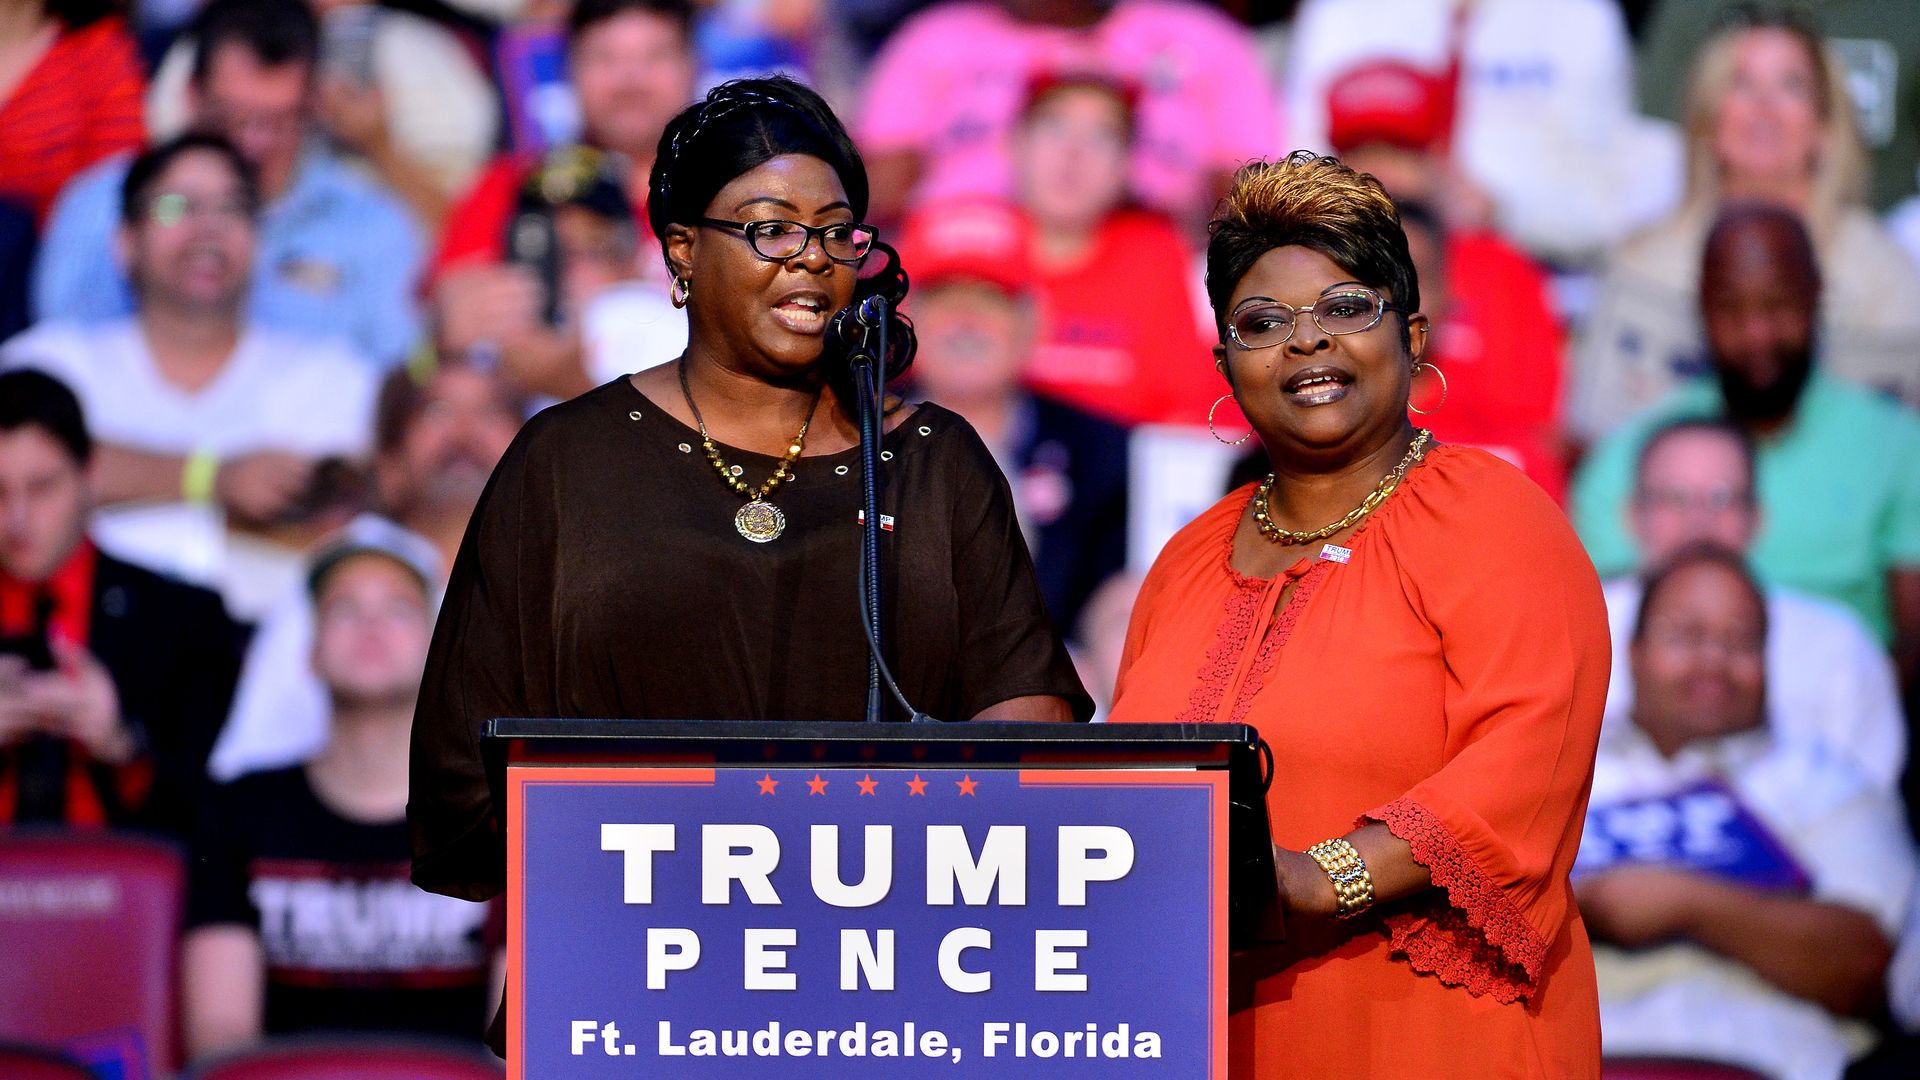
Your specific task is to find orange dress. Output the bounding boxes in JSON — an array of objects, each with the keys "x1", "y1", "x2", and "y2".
[{"x1": 1109, "y1": 445, "x2": 1608, "y2": 1079}]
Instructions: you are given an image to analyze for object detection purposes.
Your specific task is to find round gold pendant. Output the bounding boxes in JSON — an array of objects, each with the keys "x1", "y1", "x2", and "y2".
[{"x1": 735, "y1": 500, "x2": 786, "y2": 543}]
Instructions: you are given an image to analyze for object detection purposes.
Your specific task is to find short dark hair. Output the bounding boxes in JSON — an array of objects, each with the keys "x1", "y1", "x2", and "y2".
[
  {"x1": 1632, "y1": 417, "x2": 1758, "y2": 499},
  {"x1": 1702, "y1": 200, "x2": 1821, "y2": 294},
  {"x1": 372, "y1": 361, "x2": 530, "y2": 456},
  {"x1": 1392, "y1": 197, "x2": 1444, "y2": 244},
  {"x1": 1632, "y1": 541, "x2": 1769, "y2": 645},
  {"x1": 1206, "y1": 151, "x2": 1420, "y2": 346},
  {"x1": 187, "y1": 0, "x2": 319, "y2": 85},
  {"x1": 119, "y1": 132, "x2": 260, "y2": 226},
  {"x1": 648, "y1": 75, "x2": 871, "y2": 244},
  {"x1": 0, "y1": 369, "x2": 93, "y2": 465},
  {"x1": 567, "y1": 0, "x2": 693, "y2": 46},
  {"x1": 649, "y1": 76, "x2": 913, "y2": 398},
  {"x1": 47, "y1": 0, "x2": 120, "y2": 30}
]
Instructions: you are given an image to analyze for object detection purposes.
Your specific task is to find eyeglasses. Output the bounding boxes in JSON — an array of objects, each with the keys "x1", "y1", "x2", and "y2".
[
  {"x1": 145, "y1": 192, "x2": 253, "y2": 227},
  {"x1": 697, "y1": 218, "x2": 877, "y2": 264},
  {"x1": 1643, "y1": 620, "x2": 1765, "y2": 660},
  {"x1": 1633, "y1": 486, "x2": 1755, "y2": 515},
  {"x1": 1227, "y1": 286, "x2": 1406, "y2": 350}
]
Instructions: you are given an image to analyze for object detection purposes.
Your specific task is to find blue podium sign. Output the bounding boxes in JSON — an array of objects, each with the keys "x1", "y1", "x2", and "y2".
[{"x1": 506, "y1": 765, "x2": 1227, "y2": 1078}]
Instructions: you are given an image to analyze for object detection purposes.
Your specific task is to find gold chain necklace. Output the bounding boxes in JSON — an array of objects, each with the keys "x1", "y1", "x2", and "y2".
[
  {"x1": 1254, "y1": 429, "x2": 1431, "y2": 546},
  {"x1": 678, "y1": 362, "x2": 820, "y2": 543}
]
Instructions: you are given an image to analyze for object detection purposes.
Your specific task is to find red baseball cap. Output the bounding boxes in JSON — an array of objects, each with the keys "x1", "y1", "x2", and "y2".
[
  {"x1": 897, "y1": 200, "x2": 1032, "y2": 296},
  {"x1": 1022, "y1": 67, "x2": 1143, "y2": 121},
  {"x1": 1325, "y1": 59, "x2": 1454, "y2": 154}
]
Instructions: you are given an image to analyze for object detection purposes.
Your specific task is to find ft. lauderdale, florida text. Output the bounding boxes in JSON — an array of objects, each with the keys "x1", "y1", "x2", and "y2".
[{"x1": 568, "y1": 1019, "x2": 1164, "y2": 1061}]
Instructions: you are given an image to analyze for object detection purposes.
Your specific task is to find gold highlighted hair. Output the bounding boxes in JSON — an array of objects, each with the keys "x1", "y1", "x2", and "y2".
[
  {"x1": 1205, "y1": 150, "x2": 1419, "y2": 340},
  {"x1": 1217, "y1": 151, "x2": 1399, "y2": 238}
]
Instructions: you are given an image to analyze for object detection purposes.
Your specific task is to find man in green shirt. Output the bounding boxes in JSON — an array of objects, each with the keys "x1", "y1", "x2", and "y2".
[{"x1": 1571, "y1": 204, "x2": 1920, "y2": 684}]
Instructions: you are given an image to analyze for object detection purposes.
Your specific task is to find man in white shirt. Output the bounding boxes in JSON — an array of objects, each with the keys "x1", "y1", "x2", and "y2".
[
  {"x1": 210, "y1": 361, "x2": 527, "y2": 781},
  {"x1": 0, "y1": 134, "x2": 377, "y2": 617},
  {"x1": 1601, "y1": 416, "x2": 1906, "y2": 793},
  {"x1": 34, "y1": 0, "x2": 425, "y2": 366},
  {"x1": 1893, "y1": 897, "x2": 1920, "y2": 1033},
  {"x1": 1579, "y1": 547, "x2": 1912, "y2": 1080}
]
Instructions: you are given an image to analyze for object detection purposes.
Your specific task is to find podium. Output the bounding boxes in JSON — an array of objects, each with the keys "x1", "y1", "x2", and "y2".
[{"x1": 488, "y1": 719, "x2": 1273, "y2": 1078}]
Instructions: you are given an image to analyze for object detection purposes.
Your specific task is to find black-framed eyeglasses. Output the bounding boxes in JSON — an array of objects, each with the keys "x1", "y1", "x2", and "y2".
[
  {"x1": 1226, "y1": 286, "x2": 1406, "y2": 350},
  {"x1": 698, "y1": 218, "x2": 878, "y2": 264}
]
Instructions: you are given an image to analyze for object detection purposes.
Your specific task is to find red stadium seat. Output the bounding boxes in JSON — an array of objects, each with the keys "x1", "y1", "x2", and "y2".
[
  {"x1": 0, "y1": 829, "x2": 184, "y2": 1075},
  {"x1": 184, "y1": 1038, "x2": 505, "y2": 1080},
  {"x1": 1605, "y1": 1058, "x2": 1774, "y2": 1080},
  {"x1": 0, "y1": 1043, "x2": 100, "y2": 1080}
]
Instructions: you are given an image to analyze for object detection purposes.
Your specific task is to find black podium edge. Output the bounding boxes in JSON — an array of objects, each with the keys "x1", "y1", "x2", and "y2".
[{"x1": 486, "y1": 717, "x2": 1252, "y2": 751}]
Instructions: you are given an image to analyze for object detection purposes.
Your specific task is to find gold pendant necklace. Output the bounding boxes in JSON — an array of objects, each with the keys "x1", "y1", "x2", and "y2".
[
  {"x1": 679, "y1": 362, "x2": 818, "y2": 543},
  {"x1": 1254, "y1": 429, "x2": 1431, "y2": 546}
]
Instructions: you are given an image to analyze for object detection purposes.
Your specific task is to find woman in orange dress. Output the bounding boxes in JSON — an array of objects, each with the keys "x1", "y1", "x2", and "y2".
[{"x1": 1109, "y1": 152, "x2": 1609, "y2": 1078}]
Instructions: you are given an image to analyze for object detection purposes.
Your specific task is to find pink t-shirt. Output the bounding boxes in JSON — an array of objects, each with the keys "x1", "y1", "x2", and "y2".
[{"x1": 860, "y1": 0, "x2": 1280, "y2": 223}]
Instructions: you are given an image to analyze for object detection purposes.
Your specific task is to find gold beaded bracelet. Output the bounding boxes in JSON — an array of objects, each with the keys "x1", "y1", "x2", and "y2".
[{"x1": 1305, "y1": 837, "x2": 1375, "y2": 919}]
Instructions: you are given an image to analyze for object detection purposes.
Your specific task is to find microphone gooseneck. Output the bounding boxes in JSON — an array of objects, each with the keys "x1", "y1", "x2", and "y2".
[{"x1": 840, "y1": 294, "x2": 934, "y2": 723}]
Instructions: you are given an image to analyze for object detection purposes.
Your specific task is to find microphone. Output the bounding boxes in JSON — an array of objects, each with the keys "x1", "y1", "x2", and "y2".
[{"x1": 830, "y1": 294, "x2": 890, "y2": 356}]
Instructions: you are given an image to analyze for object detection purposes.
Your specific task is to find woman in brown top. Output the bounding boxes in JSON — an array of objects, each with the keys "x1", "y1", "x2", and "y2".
[{"x1": 408, "y1": 76, "x2": 1089, "y2": 907}]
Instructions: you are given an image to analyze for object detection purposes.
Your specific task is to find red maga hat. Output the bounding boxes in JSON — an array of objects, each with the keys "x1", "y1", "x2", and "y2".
[
  {"x1": 1325, "y1": 59, "x2": 1454, "y2": 153},
  {"x1": 1022, "y1": 67, "x2": 1144, "y2": 119},
  {"x1": 896, "y1": 200, "x2": 1033, "y2": 295}
]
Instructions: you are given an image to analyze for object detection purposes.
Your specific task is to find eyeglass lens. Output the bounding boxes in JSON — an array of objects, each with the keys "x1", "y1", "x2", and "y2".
[
  {"x1": 1231, "y1": 289, "x2": 1386, "y2": 349},
  {"x1": 747, "y1": 221, "x2": 876, "y2": 262},
  {"x1": 147, "y1": 192, "x2": 251, "y2": 227}
]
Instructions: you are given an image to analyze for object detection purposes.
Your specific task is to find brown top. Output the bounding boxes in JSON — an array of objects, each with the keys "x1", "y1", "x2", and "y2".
[{"x1": 409, "y1": 378, "x2": 1090, "y2": 900}]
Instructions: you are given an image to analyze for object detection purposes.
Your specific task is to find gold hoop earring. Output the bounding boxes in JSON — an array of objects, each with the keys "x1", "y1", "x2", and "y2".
[
  {"x1": 1408, "y1": 361, "x2": 1448, "y2": 415},
  {"x1": 671, "y1": 276, "x2": 691, "y2": 308},
  {"x1": 1209, "y1": 393, "x2": 1252, "y2": 446}
]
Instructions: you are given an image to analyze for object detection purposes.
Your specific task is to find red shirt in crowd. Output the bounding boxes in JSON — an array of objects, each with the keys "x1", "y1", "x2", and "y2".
[
  {"x1": 0, "y1": 542, "x2": 152, "y2": 826},
  {"x1": 428, "y1": 151, "x2": 657, "y2": 285},
  {"x1": 429, "y1": 154, "x2": 542, "y2": 280},
  {"x1": 1024, "y1": 209, "x2": 1219, "y2": 428},
  {"x1": 1418, "y1": 230, "x2": 1568, "y2": 502},
  {"x1": 0, "y1": 18, "x2": 145, "y2": 220}
]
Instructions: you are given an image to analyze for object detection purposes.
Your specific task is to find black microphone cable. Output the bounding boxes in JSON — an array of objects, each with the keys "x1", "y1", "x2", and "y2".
[{"x1": 837, "y1": 293, "x2": 936, "y2": 723}]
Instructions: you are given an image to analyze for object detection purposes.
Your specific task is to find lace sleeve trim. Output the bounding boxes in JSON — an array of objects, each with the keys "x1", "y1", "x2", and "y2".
[{"x1": 1365, "y1": 796, "x2": 1547, "y2": 1004}]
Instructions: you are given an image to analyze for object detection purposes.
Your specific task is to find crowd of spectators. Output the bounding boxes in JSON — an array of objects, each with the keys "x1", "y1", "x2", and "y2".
[{"x1": 1, "y1": 1, "x2": 1918, "y2": 1077}]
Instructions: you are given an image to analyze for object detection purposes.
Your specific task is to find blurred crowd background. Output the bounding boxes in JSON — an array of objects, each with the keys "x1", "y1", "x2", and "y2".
[{"x1": 1, "y1": 0, "x2": 1918, "y2": 1077}]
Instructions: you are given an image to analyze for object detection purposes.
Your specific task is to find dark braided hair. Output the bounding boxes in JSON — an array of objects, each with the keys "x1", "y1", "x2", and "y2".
[{"x1": 648, "y1": 76, "x2": 915, "y2": 398}]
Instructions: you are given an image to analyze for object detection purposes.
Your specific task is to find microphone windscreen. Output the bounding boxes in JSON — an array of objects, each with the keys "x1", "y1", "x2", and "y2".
[{"x1": 829, "y1": 304, "x2": 866, "y2": 347}]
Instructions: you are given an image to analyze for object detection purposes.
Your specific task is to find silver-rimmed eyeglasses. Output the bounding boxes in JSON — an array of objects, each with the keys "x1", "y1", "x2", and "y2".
[
  {"x1": 1227, "y1": 286, "x2": 1406, "y2": 350},
  {"x1": 697, "y1": 218, "x2": 877, "y2": 264}
]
